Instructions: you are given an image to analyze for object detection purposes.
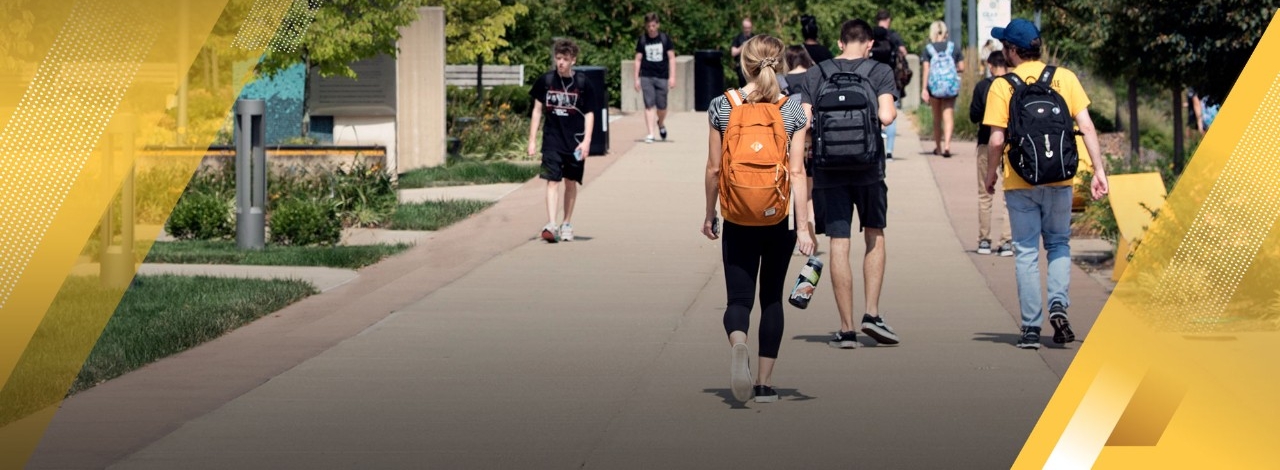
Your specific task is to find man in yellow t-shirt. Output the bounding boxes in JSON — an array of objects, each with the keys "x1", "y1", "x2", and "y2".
[{"x1": 981, "y1": 19, "x2": 1110, "y2": 350}]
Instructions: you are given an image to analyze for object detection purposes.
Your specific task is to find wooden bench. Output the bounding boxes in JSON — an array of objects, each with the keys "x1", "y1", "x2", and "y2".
[{"x1": 444, "y1": 64, "x2": 525, "y2": 87}]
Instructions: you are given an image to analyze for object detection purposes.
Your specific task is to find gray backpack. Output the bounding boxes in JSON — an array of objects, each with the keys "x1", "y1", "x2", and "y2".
[{"x1": 811, "y1": 59, "x2": 881, "y2": 169}]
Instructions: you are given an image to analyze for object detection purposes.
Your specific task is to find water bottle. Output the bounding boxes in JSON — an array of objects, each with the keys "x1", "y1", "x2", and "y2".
[{"x1": 788, "y1": 256, "x2": 823, "y2": 309}]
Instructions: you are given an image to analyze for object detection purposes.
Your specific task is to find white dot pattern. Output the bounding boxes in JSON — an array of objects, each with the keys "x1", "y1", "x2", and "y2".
[
  {"x1": 268, "y1": 0, "x2": 321, "y2": 54},
  {"x1": 1150, "y1": 73, "x2": 1280, "y2": 332},
  {"x1": 0, "y1": 0, "x2": 155, "y2": 309},
  {"x1": 231, "y1": 0, "x2": 319, "y2": 52}
]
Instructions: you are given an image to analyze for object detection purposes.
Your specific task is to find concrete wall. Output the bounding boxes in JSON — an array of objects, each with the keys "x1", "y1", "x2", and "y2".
[
  {"x1": 334, "y1": 116, "x2": 397, "y2": 170},
  {"x1": 620, "y1": 56, "x2": 695, "y2": 113},
  {"x1": 903, "y1": 54, "x2": 921, "y2": 111},
  {"x1": 395, "y1": 6, "x2": 446, "y2": 172}
]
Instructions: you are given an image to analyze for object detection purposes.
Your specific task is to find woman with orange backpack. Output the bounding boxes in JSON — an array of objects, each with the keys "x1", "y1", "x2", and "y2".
[{"x1": 701, "y1": 35, "x2": 815, "y2": 404}]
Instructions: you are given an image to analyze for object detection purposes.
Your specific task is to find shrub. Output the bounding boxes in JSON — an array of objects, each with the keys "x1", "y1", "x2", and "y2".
[
  {"x1": 330, "y1": 162, "x2": 397, "y2": 227},
  {"x1": 269, "y1": 197, "x2": 341, "y2": 246},
  {"x1": 165, "y1": 191, "x2": 234, "y2": 240}
]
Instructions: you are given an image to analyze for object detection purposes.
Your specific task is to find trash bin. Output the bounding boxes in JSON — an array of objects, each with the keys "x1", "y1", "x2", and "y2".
[
  {"x1": 694, "y1": 50, "x2": 725, "y2": 112},
  {"x1": 574, "y1": 65, "x2": 609, "y2": 156}
]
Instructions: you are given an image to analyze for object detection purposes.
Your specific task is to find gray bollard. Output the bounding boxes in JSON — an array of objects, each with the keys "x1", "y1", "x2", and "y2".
[
  {"x1": 100, "y1": 114, "x2": 137, "y2": 289},
  {"x1": 235, "y1": 99, "x2": 267, "y2": 250}
]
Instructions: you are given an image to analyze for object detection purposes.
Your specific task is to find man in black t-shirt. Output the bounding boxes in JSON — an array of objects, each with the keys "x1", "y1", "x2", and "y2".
[
  {"x1": 729, "y1": 17, "x2": 755, "y2": 87},
  {"x1": 800, "y1": 19, "x2": 901, "y2": 349},
  {"x1": 800, "y1": 14, "x2": 834, "y2": 65},
  {"x1": 528, "y1": 40, "x2": 596, "y2": 243},
  {"x1": 634, "y1": 12, "x2": 676, "y2": 143},
  {"x1": 875, "y1": 9, "x2": 909, "y2": 160}
]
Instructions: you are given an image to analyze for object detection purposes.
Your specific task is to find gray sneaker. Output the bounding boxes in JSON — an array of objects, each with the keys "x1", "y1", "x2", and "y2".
[
  {"x1": 999, "y1": 242, "x2": 1014, "y2": 257},
  {"x1": 977, "y1": 239, "x2": 993, "y2": 255}
]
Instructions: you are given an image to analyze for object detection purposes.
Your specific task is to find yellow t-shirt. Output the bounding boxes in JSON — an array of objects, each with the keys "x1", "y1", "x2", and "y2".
[{"x1": 982, "y1": 61, "x2": 1092, "y2": 190}]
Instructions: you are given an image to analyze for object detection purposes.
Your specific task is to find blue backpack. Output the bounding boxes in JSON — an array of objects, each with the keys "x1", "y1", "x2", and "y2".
[
  {"x1": 1201, "y1": 97, "x2": 1220, "y2": 131},
  {"x1": 926, "y1": 42, "x2": 961, "y2": 98}
]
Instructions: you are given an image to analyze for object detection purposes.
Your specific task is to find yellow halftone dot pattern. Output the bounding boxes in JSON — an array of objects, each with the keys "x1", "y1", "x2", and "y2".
[
  {"x1": 1150, "y1": 75, "x2": 1280, "y2": 332},
  {"x1": 0, "y1": 0, "x2": 155, "y2": 310},
  {"x1": 1016, "y1": 13, "x2": 1280, "y2": 469},
  {"x1": 231, "y1": 0, "x2": 293, "y2": 50}
]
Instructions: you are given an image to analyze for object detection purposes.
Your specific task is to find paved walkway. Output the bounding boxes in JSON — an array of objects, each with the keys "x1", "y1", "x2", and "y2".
[{"x1": 27, "y1": 111, "x2": 1103, "y2": 469}]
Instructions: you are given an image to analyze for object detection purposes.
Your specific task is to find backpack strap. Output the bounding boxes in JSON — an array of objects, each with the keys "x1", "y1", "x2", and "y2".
[
  {"x1": 926, "y1": 43, "x2": 938, "y2": 58},
  {"x1": 725, "y1": 89, "x2": 743, "y2": 108},
  {"x1": 945, "y1": 41, "x2": 954, "y2": 55},
  {"x1": 852, "y1": 58, "x2": 876, "y2": 78},
  {"x1": 1001, "y1": 72, "x2": 1025, "y2": 90},
  {"x1": 1038, "y1": 66, "x2": 1058, "y2": 89}
]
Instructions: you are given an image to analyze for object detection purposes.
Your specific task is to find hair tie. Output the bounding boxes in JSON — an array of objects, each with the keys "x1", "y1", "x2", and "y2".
[{"x1": 760, "y1": 58, "x2": 777, "y2": 69}]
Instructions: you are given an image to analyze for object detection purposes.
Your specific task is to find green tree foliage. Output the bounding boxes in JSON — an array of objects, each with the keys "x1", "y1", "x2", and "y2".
[
  {"x1": 257, "y1": 0, "x2": 426, "y2": 80},
  {"x1": 428, "y1": 0, "x2": 529, "y2": 63}
]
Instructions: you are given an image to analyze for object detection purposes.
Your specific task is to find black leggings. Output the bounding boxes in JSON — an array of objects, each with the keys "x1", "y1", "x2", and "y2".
[{"x1": 721, "y1": 220, "x2": 796, "y2": 359}]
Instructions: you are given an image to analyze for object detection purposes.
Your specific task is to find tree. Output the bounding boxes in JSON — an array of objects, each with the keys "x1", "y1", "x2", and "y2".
[{"x1": 427, "y1": 0, "x2": 528, "y2": 64}]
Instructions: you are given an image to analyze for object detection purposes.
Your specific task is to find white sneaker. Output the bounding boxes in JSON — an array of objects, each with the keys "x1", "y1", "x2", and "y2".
[
  {"x1": 730, "y1": 343, "x2": 752, "y2": 402},
  {"x1": 560, "y1": 223, "x2": 574, "y2": 241},
  {"x1": 644, "y1": 135, "x2": 655, "y2": 143},
  {"x1": 540, "y1": 223, "x2": 559, "y2": 243}
]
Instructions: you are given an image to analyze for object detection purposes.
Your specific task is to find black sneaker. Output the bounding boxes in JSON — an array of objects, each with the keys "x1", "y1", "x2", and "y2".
[
  {"x1": 753, "y1": 385, "x2": 779, "y2": 403},
  {"x1": 977, "y1": 239, "x2": 993, "y2": 255},
  {"x1": 827, "y1": 330, "x2": 858, "y2": 349},
  {"x1": 659, "y1": 126, "x2": 668, "y2": 141},
  {"x1": 860, "y1": 314, "x2": 900, "y2": 345},
  {"x1": 886, "y1": 152, "x2": 894, "y2": 161},
  {"x1": 1016, "y1": 326, "x2": 1041, "y2": 349},
  {"x1": 1049, "y1": 303, "x2": 1076, "y2": 344}
]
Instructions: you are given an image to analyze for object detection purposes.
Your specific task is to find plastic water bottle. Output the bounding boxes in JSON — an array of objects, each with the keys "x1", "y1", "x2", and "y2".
[{"x1": 788, "y1": 256, "x2": 823, "y2": 309}]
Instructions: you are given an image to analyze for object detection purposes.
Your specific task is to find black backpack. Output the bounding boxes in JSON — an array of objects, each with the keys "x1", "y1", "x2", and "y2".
[
  {"x1": 812, "y1": 60, "x2": 881, "y2": 169},
  {"x1": 1002, "y1": 66, "x2": 1079, "y2": 185}
]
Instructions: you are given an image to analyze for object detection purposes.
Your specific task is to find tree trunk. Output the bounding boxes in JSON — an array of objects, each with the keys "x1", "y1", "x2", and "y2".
[
  {"x1": 1128, "y1": 77, "x2": 1139, "y2": 166},
  {"x1": 1172, "y1": 86, "x2": 1185, "y2": 174},
  {"x1": 1114, "y1": 81, "x2": 1123, "y2": 133}
]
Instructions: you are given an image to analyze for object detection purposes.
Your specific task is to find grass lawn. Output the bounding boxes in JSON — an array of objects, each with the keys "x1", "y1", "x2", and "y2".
[
  {"x1": 0, "y1": 275, "x2": 316, "y2": 425},
  {"x1": 145, "y1": 240, "x2": 412, "y2": 269},
  {"x1": 398, "y1": 160, "x2": 539, "y2": 189},
  {"x1": 390, "y1": 199, "x2": 494, "y2": 231}
]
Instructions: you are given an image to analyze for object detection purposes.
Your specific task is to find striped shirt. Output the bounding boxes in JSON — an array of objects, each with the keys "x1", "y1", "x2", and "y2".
[{"x1": 708, "y1": 89, "x2": 808, "y2": 138}]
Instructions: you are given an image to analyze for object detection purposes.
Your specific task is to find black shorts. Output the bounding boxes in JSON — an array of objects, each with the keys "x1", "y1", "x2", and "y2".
[
  {"x1": 815, "y1": 181, "x2": 887, "y2": 238},
  {"x1": 540, "y1": 151, "x2": 584, "y2": 183}
]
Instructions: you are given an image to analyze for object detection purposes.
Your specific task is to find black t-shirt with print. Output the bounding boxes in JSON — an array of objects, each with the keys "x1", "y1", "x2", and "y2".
[
  {"x1": 636, "y1": 32, "x2": 675, "y2": 78},
  {"x1": 530, "y1": 71, "x2": 597, "y2": 155},
  {"x1": 801, "y1": 58, "x2": 899, "y2": 188}
]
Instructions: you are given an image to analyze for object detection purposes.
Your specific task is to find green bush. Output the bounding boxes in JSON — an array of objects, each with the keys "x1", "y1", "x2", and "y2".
[
  {"x1": 269, "y1": 197, "x2": 341, "y2": 246},
  {"x1": 165, "y1": 191, "x2": 234, "y2": 240},
  {"x1": 330, "y1": 162, "x2": 397, "y2": 227}
]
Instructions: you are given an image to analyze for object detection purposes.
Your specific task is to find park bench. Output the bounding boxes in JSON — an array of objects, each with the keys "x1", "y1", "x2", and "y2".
[{"x1": 443, "y1": 64, "x2": 525, "y2": 88}]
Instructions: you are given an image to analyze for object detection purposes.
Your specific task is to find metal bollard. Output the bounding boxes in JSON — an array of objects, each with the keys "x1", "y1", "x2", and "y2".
[
  {"x1": 235, "y1": 99, "x2": 267, "y2": 250},
  {"x1": 100, "y1": 114, "x2": 137, "y2": 289}
]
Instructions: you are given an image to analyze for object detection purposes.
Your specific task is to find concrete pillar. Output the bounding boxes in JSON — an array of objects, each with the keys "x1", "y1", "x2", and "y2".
[
  {"x1": 903, "y1": 54, "x2": 922, "y2": 111},
  {"x1": 396, "y1": 6, "x2": 446, "y2": 172},
  {"x1": 621, "y1": 55, "x2": 695, "y2": 113}
]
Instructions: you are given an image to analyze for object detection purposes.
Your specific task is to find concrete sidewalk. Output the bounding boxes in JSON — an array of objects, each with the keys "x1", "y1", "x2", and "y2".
[{"x1": 33, "y1": 111, "x2": 1068, "y2": 469}]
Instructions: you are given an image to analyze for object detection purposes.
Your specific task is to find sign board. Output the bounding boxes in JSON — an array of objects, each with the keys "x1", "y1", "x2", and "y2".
[
  {"x1": 309, "y1": 54, "x2": 397, "y2": 116},
  {"x1": 977, "y1": 0, "x2": 1012, "y2": 51}
]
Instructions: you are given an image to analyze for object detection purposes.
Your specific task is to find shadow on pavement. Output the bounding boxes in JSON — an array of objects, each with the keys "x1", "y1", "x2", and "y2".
[
  {"x1": 702, "y1": 387, "x2": 818, "y2": 409},
  {"x1": 790, "y1": 334, "x2": 882, "y2": 348}
]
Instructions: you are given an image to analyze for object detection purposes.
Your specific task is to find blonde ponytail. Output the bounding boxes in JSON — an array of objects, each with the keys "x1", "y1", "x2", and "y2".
[{"x1": 740, "y1": 35, "x2": 786, "y2": 104}]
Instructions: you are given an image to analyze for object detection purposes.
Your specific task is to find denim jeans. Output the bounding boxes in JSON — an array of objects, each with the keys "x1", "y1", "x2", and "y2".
[
  {"x1": 883, "y1": 100, "x2": 902, "y2": 154},
  {"x1": 1004, "y1": 186, "x2": 1072, "y2": 328}
]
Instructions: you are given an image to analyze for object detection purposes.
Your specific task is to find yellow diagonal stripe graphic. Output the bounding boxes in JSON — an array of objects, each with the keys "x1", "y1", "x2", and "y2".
[
  {"x1": 0, "y1": 0, "x2": 294, "y2": 466},
  {"x1": 1017, "y1": 12, "x2": 1280, "y2": 469}
]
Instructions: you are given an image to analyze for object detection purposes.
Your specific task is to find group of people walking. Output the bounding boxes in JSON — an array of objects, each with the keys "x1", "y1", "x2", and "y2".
[{"x1": 525, "y1": 12, "x2": 1110, "y2": 404}]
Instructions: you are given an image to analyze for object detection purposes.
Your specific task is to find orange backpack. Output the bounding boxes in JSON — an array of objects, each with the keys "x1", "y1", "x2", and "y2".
[{"x1": 720, "y1": 90, "x2": 791, "y2": 226}]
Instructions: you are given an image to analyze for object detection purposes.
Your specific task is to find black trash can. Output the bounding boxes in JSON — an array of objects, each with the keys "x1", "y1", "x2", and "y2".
[
  {"x1": 573, "y1": 65, "x2": 609, "y2": 156},
  {"x1": 694, "y1": 50, "x2": 725, "y2": 112}
]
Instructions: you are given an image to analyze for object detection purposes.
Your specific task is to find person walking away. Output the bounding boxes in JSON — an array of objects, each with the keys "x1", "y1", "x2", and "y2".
[
  {"x1": 874, "y1": 9, "x2": 910, "y2": 161},
  {"x1": 982, "y1": 19, "x2": 1110, "y2": 349},
  {"x1": 969, "y1": 51, "x2": 1013, "y2": 256},
  {"x1": 702, "y1": 35, "x2": 813, "y2": 403},
  {"x1": 800, "y1": 19, "x2": 900, "y2": 349},
  {"x1": 922, "y1": 20, "x2": 963, "y2": 157},
  {"x1": 800, "y1": 15, "x2": 834, "y2": 65},
  {"x1": 528, "y1": 40, "x2": 596, "y2": 243},
  {"x1": 780, "y1": 45, "x2": 822, "y2": 240},
  {"x1": 730, "y1": 17, "x2": 756, "y2": 87},
  {"x1": 634, "y1": 12, "x2": 676, "y2": 143}
]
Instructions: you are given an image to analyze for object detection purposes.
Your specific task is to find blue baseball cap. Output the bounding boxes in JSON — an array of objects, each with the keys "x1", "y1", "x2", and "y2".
[{"x1": 991, "y1": 19, "x2": 1039, "y2": 49}]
